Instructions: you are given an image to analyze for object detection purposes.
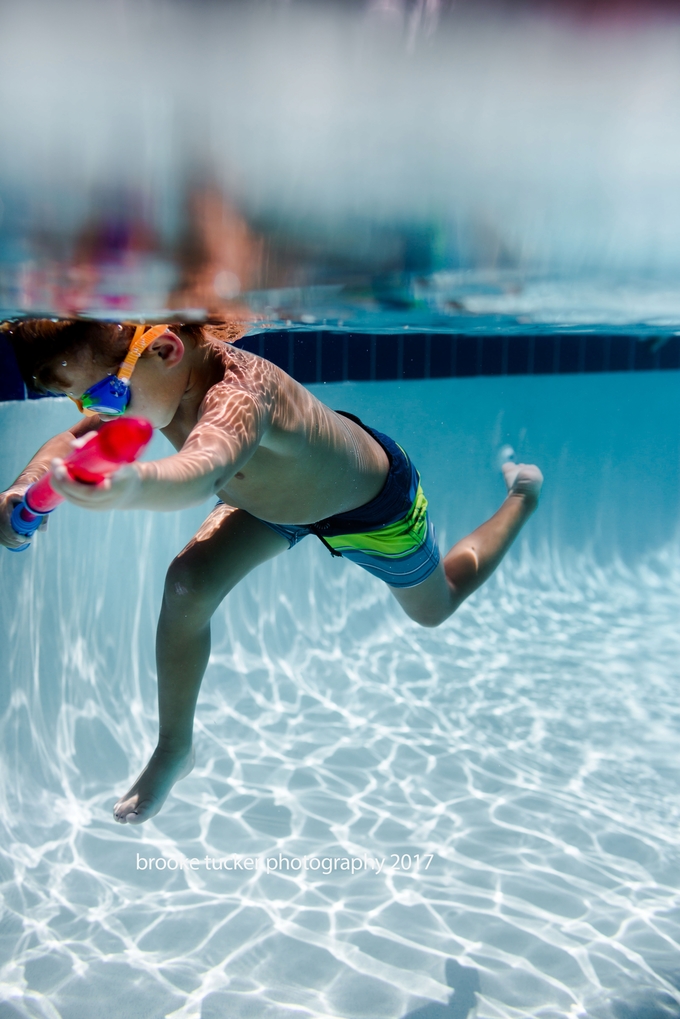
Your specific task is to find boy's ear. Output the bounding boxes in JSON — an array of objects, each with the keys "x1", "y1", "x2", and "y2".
[{"x1": 149, "y1": 330, "x2": 184, "y2": 367}]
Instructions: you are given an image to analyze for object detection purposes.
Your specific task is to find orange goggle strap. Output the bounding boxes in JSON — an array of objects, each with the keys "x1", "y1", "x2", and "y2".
[
  {"x1": 68, "y1": 323, "x2": 170, "y2": 416},
  {"x1": 117, "y1": 324, "x2": 170, "y2": 383}
]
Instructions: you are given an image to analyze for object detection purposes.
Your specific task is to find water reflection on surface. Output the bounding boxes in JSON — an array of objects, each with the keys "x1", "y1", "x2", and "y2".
[{"x1": 3, "y1": 1, "x2": 680, "y2": 327}]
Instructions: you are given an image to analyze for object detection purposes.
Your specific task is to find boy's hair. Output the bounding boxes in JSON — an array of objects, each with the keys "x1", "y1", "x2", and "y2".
[{"x1": 2, "y1": 318, "x2": 243, "y2": 395}]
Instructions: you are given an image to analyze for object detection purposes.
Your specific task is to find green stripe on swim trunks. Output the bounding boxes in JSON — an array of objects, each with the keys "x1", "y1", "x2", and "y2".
[{"x1": 325, "y1": 485, "x2": 429, "y2": 559}]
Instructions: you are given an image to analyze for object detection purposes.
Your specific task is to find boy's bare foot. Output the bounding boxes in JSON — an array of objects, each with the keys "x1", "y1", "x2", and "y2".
[
  {"x1": 113, "y1": 742, "x2": 195, "y2": 825},
  {"x1": 502, "y1": 461, "x2": 544, "y2": 505}
]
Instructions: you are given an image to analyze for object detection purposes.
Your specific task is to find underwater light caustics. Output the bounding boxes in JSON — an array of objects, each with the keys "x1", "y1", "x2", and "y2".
[{"x1": 8, "y1": 417, "x2": 153, "y2": 552}]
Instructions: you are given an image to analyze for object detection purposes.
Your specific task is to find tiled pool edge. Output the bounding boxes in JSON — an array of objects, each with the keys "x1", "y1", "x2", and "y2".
[
  {"x1": 2, "y1": 330, "x2": 679, "y2": 402},
  {"x1": 234, "y1": 330, "x2": 680, "y2": 384}
]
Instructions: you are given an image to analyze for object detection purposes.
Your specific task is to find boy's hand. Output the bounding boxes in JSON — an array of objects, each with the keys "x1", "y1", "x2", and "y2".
[
  {"x1": 0, "y1": 489, "x2": 35, "y2": 549},
  {"x1": 50, "y1": 460, "x2": 142, "y2": 511}
]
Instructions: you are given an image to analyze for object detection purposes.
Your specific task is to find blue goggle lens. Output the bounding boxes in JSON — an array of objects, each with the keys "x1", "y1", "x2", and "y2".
[{"x1": 80, "y1": 375, "x2": 131, "y2": 416}]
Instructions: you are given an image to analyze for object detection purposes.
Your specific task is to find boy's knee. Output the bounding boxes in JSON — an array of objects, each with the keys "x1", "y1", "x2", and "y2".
[
  {"x1": 407, "y1": 605, "x2": 450, "y2": 628},
  {"x1": 414, "y1": 613, "x2": 445, "y2": 628},
  {"x1": 164, "y1": 559, "x2": 194, "y2": 598},
  {"x1": 163, "y1": 558, "x2": 213, "y2": 620}
]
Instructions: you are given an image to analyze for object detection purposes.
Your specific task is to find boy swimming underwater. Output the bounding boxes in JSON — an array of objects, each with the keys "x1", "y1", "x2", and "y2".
[{"x1": 1, "y1": 320, "x2": 543, "y2": 825}]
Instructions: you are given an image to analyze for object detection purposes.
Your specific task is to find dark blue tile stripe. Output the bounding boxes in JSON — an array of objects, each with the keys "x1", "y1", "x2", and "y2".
[
  {"x1": 232, "y1": 331, "x2": 680, "y2": 386},
  {"x1": 0, "y1": 333, "x2": 26, "y2": 401},
  {"x1": 2, "y1": 330, "x2": 680, "y2": 402}
]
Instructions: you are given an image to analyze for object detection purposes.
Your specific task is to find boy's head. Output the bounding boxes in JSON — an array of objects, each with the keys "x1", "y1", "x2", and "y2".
[{"x1": 4, "y1": 319, "x2": 203, "y2": 426}]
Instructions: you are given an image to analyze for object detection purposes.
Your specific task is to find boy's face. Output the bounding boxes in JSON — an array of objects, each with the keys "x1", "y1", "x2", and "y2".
[{"x1": 53, "y1": 331, "x2": 187, "y2": 428}]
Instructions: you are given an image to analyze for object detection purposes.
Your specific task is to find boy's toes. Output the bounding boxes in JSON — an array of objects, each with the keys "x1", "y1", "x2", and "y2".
[
  {"x1": 113, "y1": 787, "x2": 163, "y2": 825},
  {"x1": 502, "y1": 461, "x2": 520, "y2": 490},
  {"x1": 112, "y1": 744, "x2": 194, "y2": 827},
  {"x1": 113, "y1": 804, "x2": 147, "y2": 824},
  {"x1": 503, "y1": 462, "x2": 543, "y2": 500},
  {"x1": 122, "y1": 811, "x2": 144, "y2": 825},
  {"x1": 113, "y1": 805, "x2": 132, "y2": 824},
  {"x1": 113, "y1": 796, "x2": 144, "y2": 824}
]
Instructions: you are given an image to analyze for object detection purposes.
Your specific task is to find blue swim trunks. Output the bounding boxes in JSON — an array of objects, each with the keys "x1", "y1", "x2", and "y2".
[{"x1": 258, "y1": 412, "x2": 441, "y2": 589}]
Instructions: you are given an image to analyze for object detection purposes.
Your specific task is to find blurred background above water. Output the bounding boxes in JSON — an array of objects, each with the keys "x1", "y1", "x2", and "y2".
[{"x1": 2, "y1": 0, "x2": 680, "y2": 331}]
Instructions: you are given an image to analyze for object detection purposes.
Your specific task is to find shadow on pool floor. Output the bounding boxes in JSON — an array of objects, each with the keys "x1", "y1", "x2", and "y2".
[
  {"x1": 401, "y1": 960, "x2": 480, "y2": 1019},
  {"x1": 402, "y1": 967, "x2": 680, "y2": 1019},
  {"x1": 611, "y1": 987, "x2": 680, "y2": 1019}
]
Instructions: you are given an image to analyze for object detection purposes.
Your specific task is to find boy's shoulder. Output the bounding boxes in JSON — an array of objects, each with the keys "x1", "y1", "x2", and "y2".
[
  {"x1": 213, "y1": 343, "x2": 299, "y2": 397},
  {"x1": 196, "y1": 343, "x2": 297, "y2": 420}
]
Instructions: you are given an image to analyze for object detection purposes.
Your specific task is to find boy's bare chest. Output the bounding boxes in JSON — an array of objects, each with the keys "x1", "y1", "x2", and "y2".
[{"x1": 215, "y1": 430, "x2": 388, "y2": 525}]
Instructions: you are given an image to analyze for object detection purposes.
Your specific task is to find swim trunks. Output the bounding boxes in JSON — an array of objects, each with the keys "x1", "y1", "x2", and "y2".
[{"x1": 257, "y1": 412, "x2": 441, "y2": 589}]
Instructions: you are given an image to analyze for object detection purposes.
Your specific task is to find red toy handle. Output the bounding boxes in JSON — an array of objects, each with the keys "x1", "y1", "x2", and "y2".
[{"x1": 26, "y1": 417, "x2": 153, "y2": 514}]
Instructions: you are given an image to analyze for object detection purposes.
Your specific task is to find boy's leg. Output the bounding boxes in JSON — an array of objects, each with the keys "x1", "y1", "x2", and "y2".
[
  {"x1": 390, "y1": 463, "x2": 543, "y2": 628},
  {"x1": 113, "y1": 504, "x2": 288, "y2": 825}
]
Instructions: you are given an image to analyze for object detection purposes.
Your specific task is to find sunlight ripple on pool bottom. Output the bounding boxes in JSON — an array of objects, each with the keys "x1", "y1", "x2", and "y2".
[
  {"x1": 1, "y1": 376, "x2": 679, "y2": 1019},
  {"x1": 3, "y1": 545, "x2": 680, "y2": 1019}
]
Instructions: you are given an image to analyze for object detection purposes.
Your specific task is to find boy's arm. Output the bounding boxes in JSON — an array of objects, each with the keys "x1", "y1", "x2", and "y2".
[
  {"x1": 0, "y1": 415, "x2": 106, "y2": 547},
  {"x1": 134, "y1": 384, "x2": 269, "y2": 511},
  {"x1": 6, "y1": 415, "x2": 106, "y2": 491},
  {"x1": 51, "y1": 384, "x2": 270, "y2": 513}
]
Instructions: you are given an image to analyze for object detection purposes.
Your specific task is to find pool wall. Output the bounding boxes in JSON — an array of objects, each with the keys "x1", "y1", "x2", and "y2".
[{"x1": 2, "y1": 370, "x2": 679, "y2": 567}]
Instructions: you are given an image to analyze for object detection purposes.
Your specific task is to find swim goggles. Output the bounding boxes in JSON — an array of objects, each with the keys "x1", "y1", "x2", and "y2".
[{"x1": 69, "y1": 324, "x2": 169, "y2": 417}]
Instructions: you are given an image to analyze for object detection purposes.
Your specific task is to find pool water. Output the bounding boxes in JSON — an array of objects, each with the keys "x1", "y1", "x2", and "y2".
[{"x1": 1, "y1": 371, "x2": 680, "y2": 1019}]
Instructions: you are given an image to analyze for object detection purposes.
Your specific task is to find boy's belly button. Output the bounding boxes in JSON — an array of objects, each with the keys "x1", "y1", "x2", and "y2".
[{"x1": 234, "y1": 472, "x2": 245, "y2": 479}]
